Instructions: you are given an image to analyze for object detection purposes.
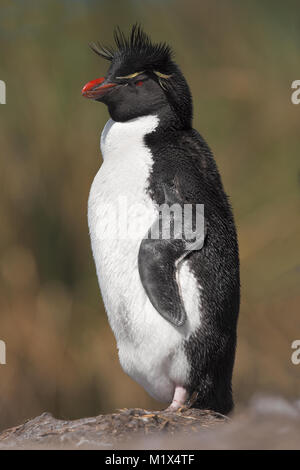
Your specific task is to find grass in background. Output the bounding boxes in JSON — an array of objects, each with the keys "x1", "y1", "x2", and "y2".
[{"x1": 0, "y1": 0, "x2": 299, "y2": 430}]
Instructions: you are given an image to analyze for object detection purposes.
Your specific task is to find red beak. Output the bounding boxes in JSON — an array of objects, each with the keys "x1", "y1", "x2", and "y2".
[{"x1": 81, "y1": 77, "x2": 118, "y2": 99}]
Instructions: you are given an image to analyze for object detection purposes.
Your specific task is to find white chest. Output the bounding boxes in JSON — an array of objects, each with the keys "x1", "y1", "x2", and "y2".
[
  {"x1": 88, "y1": 116, "x2": 159, "y2": 339},
  {"x1": 88, "y1": 116, "x2": 201, "y2": 403}
]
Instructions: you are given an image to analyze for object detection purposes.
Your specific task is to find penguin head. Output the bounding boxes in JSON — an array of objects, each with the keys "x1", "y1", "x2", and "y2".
[{"x1": 82, "y1": 25, "x2": 193, "y2": 129}]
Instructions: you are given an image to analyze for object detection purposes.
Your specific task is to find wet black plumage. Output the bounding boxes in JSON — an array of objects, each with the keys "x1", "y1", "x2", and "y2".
[
  {"x1": 90, "y1": 24, "x2": 174, "y2": 76},
  {"x1": 145, "y1": 127, "x2": 240, "y2": 414},
  {"x1": 90, "y1": 24, "x2": 192, "y2": 127}
]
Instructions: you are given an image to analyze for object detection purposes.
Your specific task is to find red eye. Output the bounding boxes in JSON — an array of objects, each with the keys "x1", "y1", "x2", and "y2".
[{"x1": 135, "y1": 80, "x2": 143, "y2": 86}]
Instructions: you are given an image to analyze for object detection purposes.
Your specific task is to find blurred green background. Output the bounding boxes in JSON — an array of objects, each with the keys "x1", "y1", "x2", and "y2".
[{"x1": 0, "y1": 0, "x2": 299, "y2": 431}]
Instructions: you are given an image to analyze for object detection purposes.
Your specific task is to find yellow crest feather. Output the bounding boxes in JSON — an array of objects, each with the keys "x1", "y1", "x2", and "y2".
[{"x1": 116, "y1": 71, "x2": 145, "y2": 79}]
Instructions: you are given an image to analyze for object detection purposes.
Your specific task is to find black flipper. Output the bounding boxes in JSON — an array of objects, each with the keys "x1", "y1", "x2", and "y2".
[{"x1": 138, "y1": 183, "x2": 206, "y2": 327}]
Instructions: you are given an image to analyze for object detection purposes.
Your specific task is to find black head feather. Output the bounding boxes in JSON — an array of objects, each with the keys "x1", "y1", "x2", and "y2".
[
  {"x1": 89, "y1": 25, "x2": 192, "y2": 129},
  {"x1": 90, "y1": 24, "x2": 175, "y2": 77}
]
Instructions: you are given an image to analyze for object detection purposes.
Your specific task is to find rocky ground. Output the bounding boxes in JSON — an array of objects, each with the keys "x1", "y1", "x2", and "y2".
[{"x1": 0, "y1": 396, "x2": 299, "y2": 449}]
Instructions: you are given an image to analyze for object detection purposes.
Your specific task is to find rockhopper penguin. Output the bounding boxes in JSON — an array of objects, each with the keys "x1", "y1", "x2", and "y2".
[{"x1": 82, "y1": 25, "x2": 240, "y2": 415}]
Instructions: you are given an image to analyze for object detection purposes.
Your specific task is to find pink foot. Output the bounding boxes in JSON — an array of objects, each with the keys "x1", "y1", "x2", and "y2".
[{"x1": 165, "y1": 385, "x2": 188, "y2": 412}]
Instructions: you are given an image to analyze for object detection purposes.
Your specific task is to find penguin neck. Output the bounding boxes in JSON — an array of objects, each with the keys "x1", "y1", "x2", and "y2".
[
  {"x1": 153, "y1": 102, "x2": 192, "y2": 135},
  {"x1": 101, "y1": 103, "x2": 191, "y2": 158}
]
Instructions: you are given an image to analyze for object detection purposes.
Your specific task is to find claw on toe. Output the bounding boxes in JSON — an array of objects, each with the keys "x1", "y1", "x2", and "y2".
[
  {"x1": 177, "y1": 405, "x2": 188, "y2": 413},
  {"x1": 165, "y1": 404, "x2": 188, "y2": 413}
]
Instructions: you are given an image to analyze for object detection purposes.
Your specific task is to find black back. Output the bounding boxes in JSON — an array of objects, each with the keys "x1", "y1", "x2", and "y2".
[{"x1": 145, "y1": 121, "x2": 240, "y2": 415}]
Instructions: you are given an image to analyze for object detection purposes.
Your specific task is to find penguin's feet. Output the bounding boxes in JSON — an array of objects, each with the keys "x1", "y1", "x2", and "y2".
[{"x1": 165, "y1": 385, "x2": 188, "y2": 412}]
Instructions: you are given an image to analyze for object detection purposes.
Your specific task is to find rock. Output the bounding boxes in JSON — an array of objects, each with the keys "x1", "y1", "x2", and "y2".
[
  {"x1": 0, "y1": 407, "x2": 225, "y2": 449},
  {"x1": 1, "y1": 396, "x2": 299, "y2": 449}
]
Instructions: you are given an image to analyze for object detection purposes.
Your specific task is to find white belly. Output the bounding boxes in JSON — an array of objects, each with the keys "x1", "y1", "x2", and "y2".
[{"x1": 88, "y1": 116, "x2": 201, "y2": 403}]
